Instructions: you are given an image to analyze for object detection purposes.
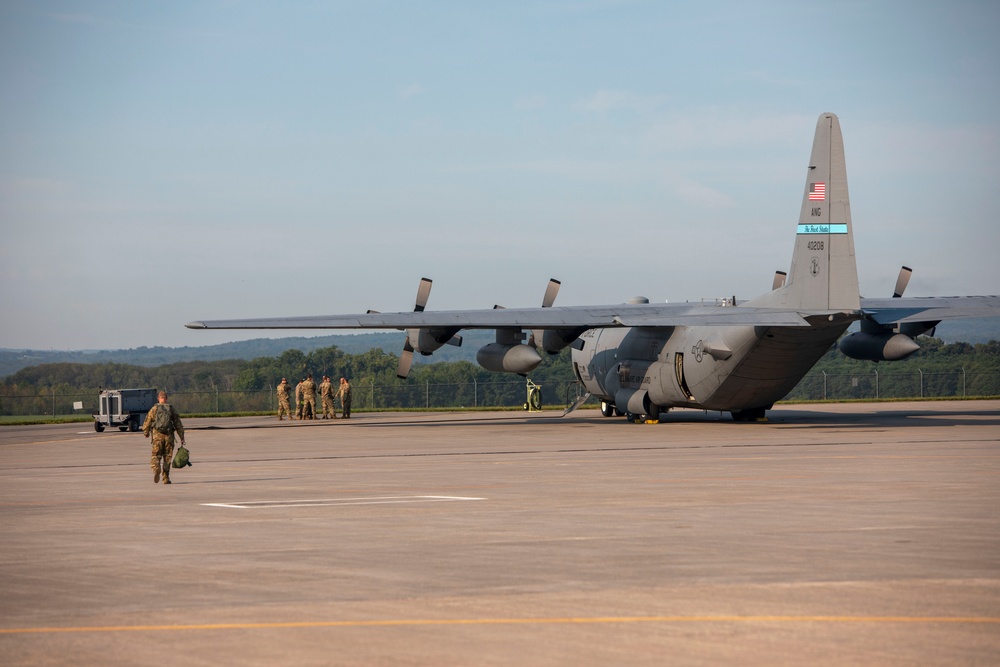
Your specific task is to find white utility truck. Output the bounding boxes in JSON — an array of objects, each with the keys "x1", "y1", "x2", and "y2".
[{"x1": 94, "y1": 388, "x2": 158, "y2": 432}]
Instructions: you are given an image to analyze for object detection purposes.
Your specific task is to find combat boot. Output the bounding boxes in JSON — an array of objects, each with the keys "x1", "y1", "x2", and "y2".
[
  {"x1": 154, "y1": 468, "x2": 160, "y2": 484},
  {"x1": 163, "y1": 473, "x2": 171, "y2": 485}
]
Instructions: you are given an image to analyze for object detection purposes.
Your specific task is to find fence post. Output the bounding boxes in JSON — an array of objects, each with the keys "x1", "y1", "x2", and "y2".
[
  {"x1": 919, "y1": 369, "x2": 923, "y2": 399},
  {"x1": 822, "y1": 371, "x2": 827, "y2": 400},
  {"x1": 52, "y1": 388, "x2": 55, "y2": 416},
  {"x1": 962, "y1": 367, "x2": 966, "y2": 397},
  {"x1": 216, "y1": 388, "x2": 220, "y2": 414},
  {"x1": 474, "y1": 378, "x2": 478, "y2": 408},
  {"x1": 874, "y1": 369, "x2": 878, "y2": 400},
  {"x1": 370, "y1": 381, "x2": 375, "y2": 410},
  {"x1": 426, "y1": 380, "x2": 429, "y2": 409}
]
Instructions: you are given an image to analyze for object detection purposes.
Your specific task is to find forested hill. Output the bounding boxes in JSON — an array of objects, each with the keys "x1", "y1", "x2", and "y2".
[{"x1": 0, "y1": 331, "x2": 495, "y2": 379}]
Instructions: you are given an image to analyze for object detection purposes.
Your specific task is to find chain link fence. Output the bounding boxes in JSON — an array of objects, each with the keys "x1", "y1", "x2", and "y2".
[
  {"x1": 2, "y1": 371, "x2": 998, "y2": 417},
  {"x1": 784, "y1": 369, "x2": 1000, "y2": 401},
  {"x1": 0, "y1": 380, "x2": 577, "y2": 417}
]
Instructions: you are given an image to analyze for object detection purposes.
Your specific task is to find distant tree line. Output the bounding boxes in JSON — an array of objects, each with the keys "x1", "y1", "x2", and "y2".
[{"x1": 1, "y1": 338, "x2": 997, "y2": 416}]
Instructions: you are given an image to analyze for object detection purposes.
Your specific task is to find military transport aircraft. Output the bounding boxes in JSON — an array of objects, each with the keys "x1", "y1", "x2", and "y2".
[{"x1": 188, "y1": 113, "x2": 1000, "y2": 422}]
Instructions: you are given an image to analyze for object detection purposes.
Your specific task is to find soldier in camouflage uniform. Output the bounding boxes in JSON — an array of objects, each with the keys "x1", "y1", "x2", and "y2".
[
  {"x1": 320, "y1": 375, "x2": 336, "y2": 419},
  {"x1": 142, "y1": 390, "x2": 185, "y2": 485},
  {"x1": 295, "y1": 379, "x2": 304, "y2": 419},
  {"x1": 301, "y1": 374, "x2": 317, "y2": 420},
  {"x1": 336, "y1": 377, "x2": 352, "y2": 419},
  {"x1": 276, "y1": 378, "x2": 292, "y2": 420}
]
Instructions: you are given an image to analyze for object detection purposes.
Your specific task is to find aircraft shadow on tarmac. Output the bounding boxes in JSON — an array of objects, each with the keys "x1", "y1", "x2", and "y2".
[{"x1": 185, "y1": 407, "x2": 1000, "y2": 431}]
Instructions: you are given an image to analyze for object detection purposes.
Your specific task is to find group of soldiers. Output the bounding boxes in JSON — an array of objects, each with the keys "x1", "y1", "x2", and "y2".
[{"x1": 276, "y1": 375, "x2": 352, "y2": 421}]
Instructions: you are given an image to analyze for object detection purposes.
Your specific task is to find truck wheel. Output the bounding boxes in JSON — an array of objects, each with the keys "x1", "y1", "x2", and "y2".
[
  {"x1": 94, "y1": 421, "x2": 105, "y2": 433},
  {"x1": 128, "y1": 418, "x2": 139, "y2": 432}
]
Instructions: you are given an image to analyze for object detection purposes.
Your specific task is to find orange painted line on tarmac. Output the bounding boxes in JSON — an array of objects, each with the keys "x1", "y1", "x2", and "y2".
[{"x1": 2, "y1": 616, "x2": 999, "y2": 634}]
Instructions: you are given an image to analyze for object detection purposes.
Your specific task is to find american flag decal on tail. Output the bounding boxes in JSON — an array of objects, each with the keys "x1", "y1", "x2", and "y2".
[{"x1": 808, "y1": 182, "x2": 826, "y2": 201}]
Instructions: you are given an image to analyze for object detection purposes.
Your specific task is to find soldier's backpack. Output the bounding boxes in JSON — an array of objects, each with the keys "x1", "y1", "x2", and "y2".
[
  {"x1": 153, "y1": 404, "x2": 174, "y2": 435},
  {"x1": 172, "y1": 444, "x2": 191, "y2": 468}
]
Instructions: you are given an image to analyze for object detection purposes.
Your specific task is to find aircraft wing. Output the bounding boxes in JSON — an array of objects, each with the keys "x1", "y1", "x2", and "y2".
[
  {"x1": 860, "y1": 295, "x2": 1000, "y2": 325},
  {"x1": 186, "y1": 302, "x2": 816, "y2": 331}
]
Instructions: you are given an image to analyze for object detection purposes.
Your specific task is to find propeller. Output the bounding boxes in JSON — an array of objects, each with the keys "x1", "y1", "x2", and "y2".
[
  {"x1": 396, "y1": 278, "x2": 463, "y2": 379},
  {"x1": 527, "y1": 279, "x2": 561, "y2": 349},
  {"x1": 890, "y1": 265, "x2": 938, "y2": 337},
  {"x1": 397, "y1": 278, "x2": 433, "y2": 379}
]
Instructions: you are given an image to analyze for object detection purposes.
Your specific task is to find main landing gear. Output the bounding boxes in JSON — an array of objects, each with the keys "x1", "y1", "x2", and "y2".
[
  {"x1": 730, "y1": 407, "x2": 768, "y2": 422},
  {"x1": 600, "y1": 400, "x2": 663, "y2": 423}
]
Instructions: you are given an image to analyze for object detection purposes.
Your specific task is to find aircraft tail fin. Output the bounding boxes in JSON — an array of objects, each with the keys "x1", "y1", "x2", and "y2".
[{"x1": 760, "y1": 113, "x2": 860, "y2": 312}]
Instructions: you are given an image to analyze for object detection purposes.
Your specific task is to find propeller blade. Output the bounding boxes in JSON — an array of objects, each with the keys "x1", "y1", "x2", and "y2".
[
  {"x1": 541, "y1": 278, "x2": 561, "y2": 308},
  {"x1": 397, "y1": 339, "x2": 415, "y2": 379},
  {"x1": 893, "y1": 266, "x2": 912, "y2": 298},
  {"x1": 414, "y1": 277, "x2": 432, "y2": 312}
]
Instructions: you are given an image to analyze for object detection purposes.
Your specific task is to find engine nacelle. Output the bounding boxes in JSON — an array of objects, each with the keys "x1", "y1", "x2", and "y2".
[
  {"x1": 838, "y1": 331, "x2": 920, "y2": 361},
  {"x1": 540, "y1": 328, "x2": 587, "y2": 355},
  {"x1": 408, "y1": 327, "x2": 459, "y2": 355},
  {"x1": 476, "y1": 343, "x2": 542, "y2": 374}
]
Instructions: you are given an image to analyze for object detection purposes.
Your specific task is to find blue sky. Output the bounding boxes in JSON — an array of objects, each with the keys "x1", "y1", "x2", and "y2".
[{"x1": 2, "y1": 0, "x2": 998, "y2": 350}]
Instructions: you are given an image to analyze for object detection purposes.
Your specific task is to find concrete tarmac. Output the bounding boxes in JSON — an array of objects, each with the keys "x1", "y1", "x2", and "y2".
[{"x1": 2, "y1": 401, "x2": 999, "y2": 666}]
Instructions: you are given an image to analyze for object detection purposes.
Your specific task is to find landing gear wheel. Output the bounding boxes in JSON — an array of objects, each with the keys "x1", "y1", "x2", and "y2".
[
  {"x1": 600, "y1": 401, "x2": 615, "y2": 417},
  {"x1": 731, "y1": 407, "x2": 766, "y2": 422},
  {"x1": 626, "y1": 412, "x2": 638, "y2": 423}
]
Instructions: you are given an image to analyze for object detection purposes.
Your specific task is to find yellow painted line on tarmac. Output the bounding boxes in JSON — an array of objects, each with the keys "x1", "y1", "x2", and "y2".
[{"x1": 3, "y1": 615, "x2": 999, "y2": 634}]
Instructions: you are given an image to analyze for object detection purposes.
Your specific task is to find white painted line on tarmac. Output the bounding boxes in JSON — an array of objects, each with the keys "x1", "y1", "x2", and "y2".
[{"x1": 203, "y1": 495, "x2": 486, "y2": 509}]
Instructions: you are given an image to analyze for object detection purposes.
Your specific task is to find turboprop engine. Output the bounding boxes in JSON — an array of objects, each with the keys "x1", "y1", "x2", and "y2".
[
  {"x1": 392, "y1": 278, "x2": 462, "y2": 379},
  {"x1": 838, "y1": 331, "x2": 920, "y2": 361},
  {"x1": 525, "y1": 279, "x2": 585, "y2": 355},
  {"x1": 477, "y1": 326, "x2": 543, "y2": 373},
  {"x1": 838, "y1": 266, "x2": 934, "y2": 362},
  {"x1": 476, "y1": 342, "x2": 543, "y2": 374}
]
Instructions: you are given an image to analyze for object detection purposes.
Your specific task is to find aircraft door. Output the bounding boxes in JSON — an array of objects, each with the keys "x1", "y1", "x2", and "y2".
[
  {"x1": 674, "y1": 352, "x2": 695, "y2": 401},
  {"x1": 572, "y1": 330, "x2": 602, "y2": 394}
]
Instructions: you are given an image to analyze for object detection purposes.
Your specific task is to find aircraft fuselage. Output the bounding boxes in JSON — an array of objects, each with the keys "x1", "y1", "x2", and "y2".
[{"x1": 571, "y1": 317, "x2": 851, "y2": 419}]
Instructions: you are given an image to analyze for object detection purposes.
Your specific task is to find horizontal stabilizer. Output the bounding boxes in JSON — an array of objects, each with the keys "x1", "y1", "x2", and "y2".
[{"x1": 862, "y1": 295, "x2": 1000, "y2": 325}]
